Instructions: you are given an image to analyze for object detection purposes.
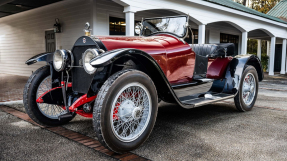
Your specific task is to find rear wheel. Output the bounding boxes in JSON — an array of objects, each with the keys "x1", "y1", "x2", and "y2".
[
  {"x1": 23, "y1": 65, "x2": 75, "y2": 126},
  {"x1": 93, "y1": 69, "x2": 158, "y2": 153},
  {"x1": 234, "y1": 66, "x2": 258, "y2": 112}
]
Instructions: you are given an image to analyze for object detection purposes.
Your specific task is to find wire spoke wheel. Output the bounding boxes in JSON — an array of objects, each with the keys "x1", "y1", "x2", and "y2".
[
  {"x1": 110, "y1": 82, "x2": 152, "y2": 142},
  {"x1": 94, "y1": 70, "x2": 158, "y2": 153},
  {"x1": 242, "y1": 73, "x2": 256, "y2": 106},
  {"x1": 36, "y1": 76, "x2": 65, "y2": 119}
]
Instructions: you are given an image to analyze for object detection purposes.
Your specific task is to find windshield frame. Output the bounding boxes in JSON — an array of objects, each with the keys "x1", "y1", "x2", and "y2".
[{"x1": 141, "y1": 15, "x2": 189, "y2": 38}]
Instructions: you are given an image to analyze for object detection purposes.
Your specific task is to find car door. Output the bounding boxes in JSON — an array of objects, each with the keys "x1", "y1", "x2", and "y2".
[{"x1": 155, "y1": 34, "x2": 195, "y2": 86}]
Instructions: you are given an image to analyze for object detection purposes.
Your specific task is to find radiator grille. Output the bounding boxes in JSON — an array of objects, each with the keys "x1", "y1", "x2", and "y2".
[{"x1": 71, "y1": 45, "x2": 96, "y2": 93}]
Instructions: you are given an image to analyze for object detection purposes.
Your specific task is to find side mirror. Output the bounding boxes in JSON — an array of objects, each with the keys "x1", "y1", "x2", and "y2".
[{"x1": 135, "y1": 23, "x2": 142, "y2": 35}]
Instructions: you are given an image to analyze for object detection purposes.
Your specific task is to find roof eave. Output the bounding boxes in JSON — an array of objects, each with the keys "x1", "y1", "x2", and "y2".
[{"x1": 186, "y1": 0, "x2": 287, "y2": 28}]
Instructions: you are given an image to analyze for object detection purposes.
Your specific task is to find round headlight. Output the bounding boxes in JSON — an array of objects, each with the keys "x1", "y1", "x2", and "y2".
[
  {"x1": 53, "y1": 49, "x2": 73, "y2": 72},
  {"x1": 53, "y1": 50, "x2": 65, "y2": 72},
  {"x1": 83, "y1": 49, "x2": 99, "y2": 74}
]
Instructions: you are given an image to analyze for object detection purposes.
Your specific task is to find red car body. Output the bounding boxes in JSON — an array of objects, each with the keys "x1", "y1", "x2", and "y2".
[{"x1": 99, "y1": 34, "x2": 196, "y2": 85}]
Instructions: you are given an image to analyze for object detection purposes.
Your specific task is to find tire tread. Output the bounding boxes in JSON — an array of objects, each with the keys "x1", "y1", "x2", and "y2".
[{"x1": 93, "y1": 69, "x2": 157, "y2": 153}]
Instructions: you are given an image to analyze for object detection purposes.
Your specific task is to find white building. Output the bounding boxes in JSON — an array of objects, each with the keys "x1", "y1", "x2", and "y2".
[{"x1": 0, "y1": 0, "x2": 286, "y2": 77}]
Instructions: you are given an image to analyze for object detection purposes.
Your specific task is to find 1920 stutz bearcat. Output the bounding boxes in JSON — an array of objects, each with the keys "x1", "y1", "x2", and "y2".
[{"x1": 24, "y1": 15, "x2": 263, "y2": 153}]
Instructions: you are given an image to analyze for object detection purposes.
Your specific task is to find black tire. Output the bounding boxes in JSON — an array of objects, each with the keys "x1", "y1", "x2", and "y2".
[
  {"x1": 93, "y1": 69, "x2": 158, "y2": 153},
  {"x1": 234, "y1": 66, "x2": 259, "y2": 112},
  {"x1": 23, "y1": 65, "x2": 75, "y2": 127}
]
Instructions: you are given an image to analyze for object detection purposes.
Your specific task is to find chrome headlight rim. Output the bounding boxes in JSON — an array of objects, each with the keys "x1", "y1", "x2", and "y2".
[
  {"x1": 53, "y1": 49, "x2": 73, "y2": 72},
  {"x1": 83, "y1": 49, "x2": 99, "y2": 74},
  {"x1": 53, "y1": 50, "x2": 66, "y2": 72},
  {"x1": 67, "y1": 50, "x2": 74, "y2": 72}
]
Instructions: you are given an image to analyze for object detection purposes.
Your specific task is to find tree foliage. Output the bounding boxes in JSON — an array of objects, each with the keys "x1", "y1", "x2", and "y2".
[
  {"x1": 234, "y1": 0, "x2": 280, "y2": 14},
  {"x1": 250, "y1": 0, "x2": 281, "y2": 14}
]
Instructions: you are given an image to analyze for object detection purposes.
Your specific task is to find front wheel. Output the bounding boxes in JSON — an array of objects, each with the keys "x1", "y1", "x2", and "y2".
[
  {"x1": 234, "y1": 66, "x2": 259, "y2": 112},
  {"x1": 93, "y1": 69, "x2": 158, "y2": 153},
  {"x1": 23, "y1": 65, "x2": 75, "y2": 126}
]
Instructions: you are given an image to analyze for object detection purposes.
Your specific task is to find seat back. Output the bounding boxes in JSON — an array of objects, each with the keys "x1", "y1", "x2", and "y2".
[
  {"x1": 191, "y1": 44, "x2": 218, "y2": 57},
  {"x1": 190, "y1": 43, "x2": 235, "y2": 58}
]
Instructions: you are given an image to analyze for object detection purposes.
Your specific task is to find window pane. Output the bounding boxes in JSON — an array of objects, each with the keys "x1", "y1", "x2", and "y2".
[
  {"x1": 220, "y1": 33, "x2": 239, "y2": 55},
  {"x1": 109, "y1": 17, "x2": 126, "y2": 35}
]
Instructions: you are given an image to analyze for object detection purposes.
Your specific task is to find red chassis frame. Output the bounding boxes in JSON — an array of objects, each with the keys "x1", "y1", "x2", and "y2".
[
  {"x1": 35, "y1": 81, "x2": 140, "y2": 119},
  {"x1": 36, "y1": 82, "x2": 96, "y2": 118}
]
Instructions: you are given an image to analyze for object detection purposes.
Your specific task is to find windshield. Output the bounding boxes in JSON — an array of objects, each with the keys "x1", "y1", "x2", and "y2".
[{"x1": 142, "y1": 16, "x2": 188, "y2": 37}]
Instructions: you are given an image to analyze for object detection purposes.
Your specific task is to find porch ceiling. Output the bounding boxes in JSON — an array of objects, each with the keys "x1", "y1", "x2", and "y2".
[
  {"x1": 0, "y1": 0, "x2": 62, "y2": 18},
  {"x1": 248, "y1": 29, "x2": 271, "y2": 40}
]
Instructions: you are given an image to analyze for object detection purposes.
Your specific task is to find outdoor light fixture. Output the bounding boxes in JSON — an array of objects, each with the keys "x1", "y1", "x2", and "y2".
[{"x1": 53, "y1": 18, "x2": 61, "y2": 33}]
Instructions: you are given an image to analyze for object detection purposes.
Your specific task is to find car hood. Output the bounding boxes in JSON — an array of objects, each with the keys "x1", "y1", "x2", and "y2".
[{"x1": 97, "y1": 35, "x2": 169, "y2": 55}]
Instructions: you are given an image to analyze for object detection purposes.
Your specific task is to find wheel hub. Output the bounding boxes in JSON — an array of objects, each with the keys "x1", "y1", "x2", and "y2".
[
  {"x1": 242, "y1": 73, "x2": 256, "y2": 106},
  {"x1": 132, "y1": 106, "x2": 143, "y2": 120},
  {"x1": 243, "y1": 84, "x2": 251, "y2": 93},
  {"x1": 118, "y1": 100, "x2": 135, "y2": 122}
]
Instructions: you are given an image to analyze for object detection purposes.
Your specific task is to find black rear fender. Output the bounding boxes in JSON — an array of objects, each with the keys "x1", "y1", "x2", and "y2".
[{"x1": 223, "y1": 54, "x2": 263, "y2": 94}]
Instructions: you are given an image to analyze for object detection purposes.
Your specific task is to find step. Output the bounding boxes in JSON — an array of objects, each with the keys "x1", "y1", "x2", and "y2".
[{"x1": 180, "y1": 93, "x2": 234, "y2": 107}]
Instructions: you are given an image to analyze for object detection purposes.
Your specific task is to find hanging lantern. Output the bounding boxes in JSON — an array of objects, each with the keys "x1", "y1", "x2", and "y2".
[{"x1": 53, "y1": 18, "x2": 61, "y2": 33}]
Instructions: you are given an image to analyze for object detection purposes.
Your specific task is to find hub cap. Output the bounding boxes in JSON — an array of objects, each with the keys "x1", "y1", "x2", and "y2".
[
  {"x1": 242, "y1": 73, "x2": 256, "y2": 106},
  {"x1": 110, "y1": 82, "x2": 152, "y2": 142},
  {"x1": 36, "y1": 76, "x2": 66, "y2": 119}
]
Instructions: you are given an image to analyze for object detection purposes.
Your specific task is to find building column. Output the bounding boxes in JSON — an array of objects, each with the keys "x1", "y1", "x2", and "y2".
[
  {"x1": 241, "y1": 31, "x2": 248, "y2": 54},
  {"x1": 269, "y1": 37, "x2": 276, "y2": 75},
  {"x1": 198, "y1": 24, "x2": 206, "y2": 44},
  {"x1": 281, "y1": 39, "x2": 287, "y2": 74},
  {"x1": 125, "y1": 11, "x2": 135, "y2": 36},
  {"x1": 266, "y1": 41, "x2": 270, "y2": 72},
  {"x1": 257, "y1": 39, "x2": 261, "y2": 60}
]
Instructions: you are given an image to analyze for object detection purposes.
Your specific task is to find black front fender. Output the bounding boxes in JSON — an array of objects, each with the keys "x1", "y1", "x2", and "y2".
[
  {"x1": 25, "y1": 52, "x2": 53, "y2": 65},
  {"x1": 223, "y1": 54, "x2": 264, "y2": 94},
  {"x1": 90, "y1": 48, "x2": 194, "y2": 108},
  {"x1": 90, "y1": 48, "x2": 133, "y2": 68}
]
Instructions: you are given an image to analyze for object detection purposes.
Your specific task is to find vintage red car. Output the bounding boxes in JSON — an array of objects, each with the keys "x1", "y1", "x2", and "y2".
[{"x1": 24, "y1": 15, "x2": 263, "y2": 153}]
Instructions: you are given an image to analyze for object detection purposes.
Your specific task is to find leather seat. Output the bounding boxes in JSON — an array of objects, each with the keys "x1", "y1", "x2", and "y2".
[{"x1": 190, "y1": 43, "x2": 235, "y2": 58}]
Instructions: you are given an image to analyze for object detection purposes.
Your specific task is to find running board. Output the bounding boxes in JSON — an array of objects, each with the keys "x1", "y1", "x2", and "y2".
[{"x1": 180, "y1": 93, "x2": 235, "y2": 108}]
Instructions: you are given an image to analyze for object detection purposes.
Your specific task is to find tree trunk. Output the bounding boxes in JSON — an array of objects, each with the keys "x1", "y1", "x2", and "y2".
[{"x1": 242, "y1": 0, "x2": 247, "y2": 6}]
